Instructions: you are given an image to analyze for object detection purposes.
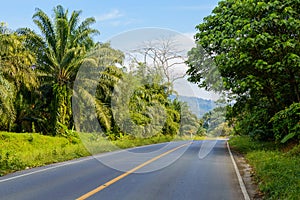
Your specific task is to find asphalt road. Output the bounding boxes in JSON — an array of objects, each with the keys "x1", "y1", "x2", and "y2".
[{"x1": 0, "y1": 140, "x2": 245, "y2": 200}]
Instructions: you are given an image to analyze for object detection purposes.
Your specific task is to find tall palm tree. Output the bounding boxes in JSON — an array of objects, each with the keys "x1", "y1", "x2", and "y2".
[
  {"x1": 73, "y1": 43, "x2": 124, "y2": 133},
  {"x1": 21, "y1": 5, "x2": 99, "y2": 135}
]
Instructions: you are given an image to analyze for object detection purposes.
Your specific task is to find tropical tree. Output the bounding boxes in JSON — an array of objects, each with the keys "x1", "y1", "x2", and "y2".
[
  {"x1": 20, "y1": 5, "x2": 99, "y2": 135},
  {"x1": 178, "y1": 102, "x2": 199, "y2": 137},
  {"x1": 186, "y1": 43, "x2": 222, "y2": 92},
  {"x1": 73, "y1": 43, "x2": 124, "y2": 133},
  {"x1": 187, "y1": 0, "x2": 300, "y2": 141},
  {"x1": 111, "y1": 63, "x2": 185, "y2": 138},
  {"x1": 0, "y1": 23, "x2": 38, "y2": 131},
  {"x1": 0, "y1": 71, "x2": 15, "y2": 130}
]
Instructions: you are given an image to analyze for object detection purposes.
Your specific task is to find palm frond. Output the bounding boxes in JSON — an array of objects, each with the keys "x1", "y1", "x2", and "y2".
[
  {"x1": 69, "y1": 10, "x2": 82, "y2": 35},
  {"x1": 33, "y1": 8, "x2": 57, "y2": 54},
  {"x1": 55, "y1": 18, "x2": 69, "y2": 63},
  {"x1": 95, "y1": 99, "x2": 112, "y2": 131}
]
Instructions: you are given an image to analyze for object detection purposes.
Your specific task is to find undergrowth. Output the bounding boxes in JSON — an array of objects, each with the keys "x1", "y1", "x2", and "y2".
[
  {"x1": 229, "y1": 136, "x2": 300, "y2": 200},
  {"x1": 0, "y1": 132, "x2": 203, "y2": 176}
]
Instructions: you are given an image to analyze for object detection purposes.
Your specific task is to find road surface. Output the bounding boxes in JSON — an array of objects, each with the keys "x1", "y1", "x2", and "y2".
[{"x1": 0, "y1": 140, "x2": 245, "y2": 200}]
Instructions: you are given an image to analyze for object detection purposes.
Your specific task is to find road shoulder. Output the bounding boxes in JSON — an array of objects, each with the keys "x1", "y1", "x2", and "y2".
[{"x1": 228, "y1": 144, "x2": 264, "y2": 200}]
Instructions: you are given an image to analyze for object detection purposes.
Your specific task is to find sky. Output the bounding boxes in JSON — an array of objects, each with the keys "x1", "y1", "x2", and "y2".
[
  {"x1": 0, "y1": 0, "x2": 221, "y2": 100},
  {"x1": 0, "y1": 0, "x2": 219, "y2": 42}
]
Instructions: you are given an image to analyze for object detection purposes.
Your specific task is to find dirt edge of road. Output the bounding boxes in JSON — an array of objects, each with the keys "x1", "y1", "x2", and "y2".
[{"x1": 229, "y1": 146, "x2": 264, "y2": 200}]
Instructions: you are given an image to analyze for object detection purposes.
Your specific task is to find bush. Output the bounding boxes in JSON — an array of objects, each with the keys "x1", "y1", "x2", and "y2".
[{"x1": 271, "y1": 102, "x2": 300, "y2": 143}]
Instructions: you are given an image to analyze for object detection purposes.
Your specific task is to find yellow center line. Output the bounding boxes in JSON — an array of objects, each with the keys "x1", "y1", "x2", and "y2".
[{"x1": 76, "y1": 142, "x2": 191, "y2": 200}]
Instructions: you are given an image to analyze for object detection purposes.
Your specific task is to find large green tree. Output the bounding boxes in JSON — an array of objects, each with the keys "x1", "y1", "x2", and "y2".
[
  {"x1": 73, "y1": 43, "x2": 124, "y2": 133},
  {"x1": 0, "y1": 23, "x2": 38, "y2": 131},
  {"x1": 187, "y1": 0, "x2": 300, "y2": 141},
  {"x1": 21, "y1": 5, "x2": 99, "y2": 135}
]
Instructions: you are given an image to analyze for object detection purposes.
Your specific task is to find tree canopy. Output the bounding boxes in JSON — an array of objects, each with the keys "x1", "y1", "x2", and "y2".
[
  {"x1": 0, "y1": 23, "x2": 38, "y2": 131},
  {"x1": 187, "y1": 0, "x2": 300, "y2": 142}
]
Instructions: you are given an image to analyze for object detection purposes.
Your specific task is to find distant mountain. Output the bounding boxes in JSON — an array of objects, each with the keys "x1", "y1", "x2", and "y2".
[{"x1": 169, "y1": 95, "x2": 216, "y2": 118}]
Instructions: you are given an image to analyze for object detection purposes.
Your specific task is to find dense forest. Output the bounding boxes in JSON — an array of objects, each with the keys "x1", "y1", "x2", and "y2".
[{"x1": 0, "y1": 5, "x2": 202, "y2": 139}]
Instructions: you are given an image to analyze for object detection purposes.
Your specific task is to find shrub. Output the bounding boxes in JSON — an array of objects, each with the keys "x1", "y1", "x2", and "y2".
[{"x1": 271, "y1": 103, "x2": 300, "y2": 143}]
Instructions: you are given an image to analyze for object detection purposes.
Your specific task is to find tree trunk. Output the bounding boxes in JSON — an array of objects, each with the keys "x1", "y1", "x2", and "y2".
[{"x1": 52, "y1": 84, "x2": 72, "y2": 136}]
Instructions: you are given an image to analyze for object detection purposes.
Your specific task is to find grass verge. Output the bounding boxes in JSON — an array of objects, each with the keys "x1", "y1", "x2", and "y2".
[
  {"x1": 0, "y1": 132, "x2": 204, "y2": 176},
  {"x1": 229, "y1": 136, "x2": 300, "y2": 200},
  {"x1": 0, "y1": 132, "x2": 90, "y2": 176}
]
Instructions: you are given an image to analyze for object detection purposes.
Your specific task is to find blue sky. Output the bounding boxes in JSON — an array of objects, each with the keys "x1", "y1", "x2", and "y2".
[{"x1": 0, "y1": 0, "x2": 219, "y2": 42}]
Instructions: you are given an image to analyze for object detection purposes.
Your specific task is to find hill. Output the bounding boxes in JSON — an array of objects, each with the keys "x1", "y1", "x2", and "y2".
[{"x1": 169, "y1": 95, "x2": 216, "y2": 118}]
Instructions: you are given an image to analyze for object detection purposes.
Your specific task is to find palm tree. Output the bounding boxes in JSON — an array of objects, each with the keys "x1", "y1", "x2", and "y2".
[
  {"x1": 0, "y1": 23, "x2": 38, "y2": 131},
  {"x1": 0, "y1": 25, "x2": 37, "y2": 90},
  {"x1": 0, "y1": 71, "x2": 16, "y2": 130},
  {"x1": 21, "y1": 5, "x2": 99, "y2": 135},
  {"x1": 73, "y1": 43, "x2": 124, "y2": 133}
]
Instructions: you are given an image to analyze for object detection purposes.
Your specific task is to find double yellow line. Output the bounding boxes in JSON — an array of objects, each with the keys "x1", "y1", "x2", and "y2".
[{"x1": 76, "y1": 142, "x2": 191, "y2": 200}]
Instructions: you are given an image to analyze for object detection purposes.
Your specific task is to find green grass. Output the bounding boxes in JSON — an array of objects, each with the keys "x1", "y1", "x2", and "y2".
[
  {"x1": 0, "y1": 132, "x2": 91, "y2": 176},
  {"x1": 0, "y1": 132, "x2": 205, "y2": 176},
  {"x1": 229, "y1": 136, "x2": 300, "y2": 200}
]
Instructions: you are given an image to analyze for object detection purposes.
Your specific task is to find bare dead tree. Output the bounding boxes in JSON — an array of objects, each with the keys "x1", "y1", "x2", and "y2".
[{"x1": 127, "y1": 37, "x2": 189, "y2": 92}]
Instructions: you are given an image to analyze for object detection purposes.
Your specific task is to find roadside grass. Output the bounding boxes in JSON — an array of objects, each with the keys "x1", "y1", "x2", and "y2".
[
  {"x1": 0, "y1": 132, "x2": 90, "y2": 176},
  {"x1": 229, "y1": 136, "x2": 300, "y2": 200},
  {"x1": 0, "y1": 132, "x2": 206, "y2": 176}
]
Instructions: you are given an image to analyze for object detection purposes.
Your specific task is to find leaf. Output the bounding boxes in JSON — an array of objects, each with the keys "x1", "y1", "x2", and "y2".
[{"x1": 281, "y1": 132, "x2": 296, "y2": 143}]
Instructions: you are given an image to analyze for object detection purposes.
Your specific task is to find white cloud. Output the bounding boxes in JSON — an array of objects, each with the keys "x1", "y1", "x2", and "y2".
[
  {"x1": 96, "y1": 9, "x2": 123, "y2": 22},
  {"x1": 95, "y1": 9, "x2": 138, "y2": 27}
]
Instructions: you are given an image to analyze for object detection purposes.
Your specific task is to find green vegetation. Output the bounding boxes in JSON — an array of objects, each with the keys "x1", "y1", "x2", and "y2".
[
  {"x1": 1, "y1": 5, "x2": 299, "y2": 198},
  {"x1": 1, "y1": 131, "x2": 202, "y2": 176},
  {"x1": 187, "y1": 0, "x2": 300, "y2": 143},
  {"x1": 0, "y1": 23, "x2": 38, "y2": 131},
  {"x1": 0, "y1": 5, "x2": 204, "y2": 176},
  {"x1": 229, "y1": 136, "x2": 300, "y2": 200},
  {"x1": 20, "y1": 5, "x2": 99, "y2": 135},
  {"x1": 0, "y1": 5, "x2": 200, "y2": 139},
  {"x1": 0, "y1": 132, "x2": 89, "y2": 176}
]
